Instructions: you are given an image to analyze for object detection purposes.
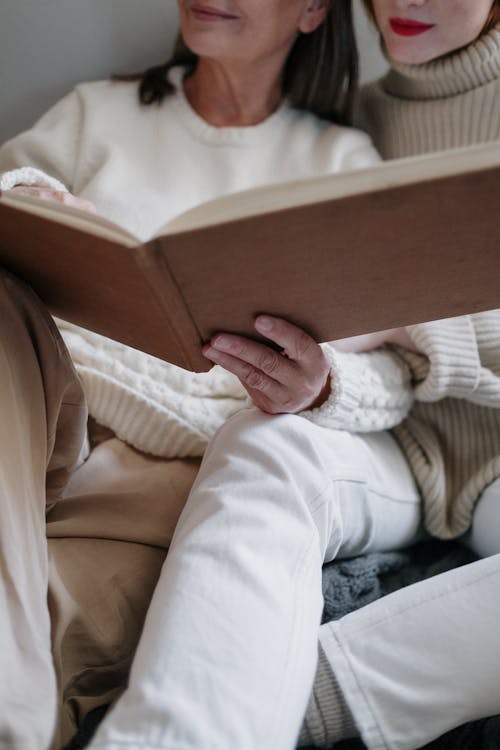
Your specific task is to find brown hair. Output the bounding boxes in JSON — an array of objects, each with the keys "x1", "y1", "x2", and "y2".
[
  {"x1": 361, "y1": 0, "x2": 500, "y2": 38},
  {"x1": 124, "y1": 0, "x2": 359, "y2": 125}
]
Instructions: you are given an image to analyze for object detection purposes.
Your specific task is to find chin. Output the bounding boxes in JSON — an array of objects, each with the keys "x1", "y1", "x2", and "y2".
[
  {"x1": 386, "y1": 42, "x2": 437, "y2": 66},
  {"x1": 182, "y1": 33, "x2": 227, "y2": 59}
]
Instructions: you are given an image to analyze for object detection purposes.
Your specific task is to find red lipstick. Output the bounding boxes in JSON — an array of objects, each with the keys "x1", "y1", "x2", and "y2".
[
  {"x1": 190, "y1": 4, "x2": 239, "y2": 21},
  {"x1": 389, "y1": 17, "x2": 435, "y2": 36}
]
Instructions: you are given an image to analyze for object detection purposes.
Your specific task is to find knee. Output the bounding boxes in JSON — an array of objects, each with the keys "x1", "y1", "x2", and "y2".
[
  {"x1": 212, "y1": 408, "x2": 317, "y2": 468},
  {"x1": 205, "y1": 408, "x2": 334, "y2": 517},
  {"x1": 467, "y1": 480, "x2": 500, "y2": 557}
]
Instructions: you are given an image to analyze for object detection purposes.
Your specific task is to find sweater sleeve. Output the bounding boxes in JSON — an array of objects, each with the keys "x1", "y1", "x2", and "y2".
[
  {"x1": 404, "y1": 311, "x2": 500, "y2": 407},
  {"x1": 0, "y1": 88, "x2": 84, "y2": 193},
  {"x1": 300, "y1": 343, "x2": 414, "y2": 432}
]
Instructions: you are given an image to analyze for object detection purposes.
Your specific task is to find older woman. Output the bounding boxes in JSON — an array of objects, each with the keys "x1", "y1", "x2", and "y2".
[{"x1": 0, "y1": 1, "x2": 381, "y2": 748}]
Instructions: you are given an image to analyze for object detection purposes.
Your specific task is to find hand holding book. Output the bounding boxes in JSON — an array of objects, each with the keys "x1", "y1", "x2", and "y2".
[
  {"x1": 9, "y1": 184, "x2": 96, "y2": 214},
  {"x1": 1, "y1": 142, "x2": 498, "y2": 373},
  {"x1": 203, "y1": 314, "x2": 331, "y2": 414}
]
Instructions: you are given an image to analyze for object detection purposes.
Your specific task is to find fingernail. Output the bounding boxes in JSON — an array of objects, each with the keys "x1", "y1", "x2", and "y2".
[
  {"x1": 212, "y1": 335, "x2": 230, "y2": 351},
  {"x1": 256, "y1": 316, "x2": 272, "y2": 332},
  {"x1": 203, "y1": 346, "x2": 218, "y2": 359}
]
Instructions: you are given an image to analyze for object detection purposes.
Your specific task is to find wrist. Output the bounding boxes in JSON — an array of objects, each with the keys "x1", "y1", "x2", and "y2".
[{"x1": 307, "y1": 373, "x2": 331, "y2": 411}]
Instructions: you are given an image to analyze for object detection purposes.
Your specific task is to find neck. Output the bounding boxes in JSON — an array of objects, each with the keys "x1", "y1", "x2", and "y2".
[
  {"x1": 383, "y1": 24, "x2": 500, "y2": 100},
  {"x1": 183, "y1": 57, "x2": 287, "y2": 126}
]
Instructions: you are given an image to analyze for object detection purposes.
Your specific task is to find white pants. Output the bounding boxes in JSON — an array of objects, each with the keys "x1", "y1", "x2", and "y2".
[{"x1": 88, "y1": 408, "x2": 500, "y2": 750}]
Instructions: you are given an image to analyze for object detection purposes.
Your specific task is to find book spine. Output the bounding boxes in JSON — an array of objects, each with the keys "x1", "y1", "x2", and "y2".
[{"x1": 135, "y1": 240, "x2": 208, "y2": 371}]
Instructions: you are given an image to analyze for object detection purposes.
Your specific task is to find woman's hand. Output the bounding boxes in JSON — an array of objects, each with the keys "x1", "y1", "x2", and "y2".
[
  {"x1": 203, "y1": 315, "x2": 331, "y2": 414},
  {"x1": 10, "y1": 185, "x2": 96, "y2": 213}
]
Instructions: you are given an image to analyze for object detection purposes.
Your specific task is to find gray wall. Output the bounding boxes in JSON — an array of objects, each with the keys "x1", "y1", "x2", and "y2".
[{"x1": 0, "y1": 0, "x2": 386, "y2": 145}]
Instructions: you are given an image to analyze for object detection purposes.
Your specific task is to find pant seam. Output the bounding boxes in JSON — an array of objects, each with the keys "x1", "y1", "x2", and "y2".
[
  {"x1": 321, "y1": 625, "x2": 388, "y2": 750},
  {"x1": 338, "y1": 562, "x2": 500, "y2": 637},
  {"x1": 267, "y1": 533, "x2": 321, "y2": 744}
]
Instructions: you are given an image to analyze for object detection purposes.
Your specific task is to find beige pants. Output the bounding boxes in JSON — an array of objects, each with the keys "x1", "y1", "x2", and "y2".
[{"x1": 0, "y1": 272, "x2": 199, "y2": 749}]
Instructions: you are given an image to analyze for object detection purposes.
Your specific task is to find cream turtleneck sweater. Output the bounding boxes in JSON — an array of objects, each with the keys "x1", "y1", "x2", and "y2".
[
  {"x1": 357, "y1": 25, "x2": 500, "y2": 158},
  {"x1": 351, "y1": 26, "x2": 500, "y2": 538}
]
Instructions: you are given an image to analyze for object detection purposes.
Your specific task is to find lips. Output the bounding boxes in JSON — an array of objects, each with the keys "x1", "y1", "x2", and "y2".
[
  {"x1": 190, "y1": 4, "x2": 239, "y2": 21},
  {"x1": 389, "y1": 17, "x2": 435, "y2": 36}
]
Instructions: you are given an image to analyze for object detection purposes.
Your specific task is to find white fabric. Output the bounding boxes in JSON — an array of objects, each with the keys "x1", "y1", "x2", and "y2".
[
  {"x1": 88, "y1": 409, "x2": 422, "y2": 750},
  {"x1": 89, "y1": 409, "x2": 500, "y2": 750},
  {"x1": 0, "y1": 67, "x2": 380, "y2": 241}
]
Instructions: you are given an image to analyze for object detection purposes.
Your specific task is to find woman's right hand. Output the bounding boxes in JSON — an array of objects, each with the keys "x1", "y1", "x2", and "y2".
[{"x1": 10, "y1": 184, "x2": 96, "y2": 213}]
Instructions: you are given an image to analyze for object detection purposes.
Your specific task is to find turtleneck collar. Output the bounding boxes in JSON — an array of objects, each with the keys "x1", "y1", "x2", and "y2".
[{"x1": 381, "y1": 24, "x2": 500, "y2": 100}]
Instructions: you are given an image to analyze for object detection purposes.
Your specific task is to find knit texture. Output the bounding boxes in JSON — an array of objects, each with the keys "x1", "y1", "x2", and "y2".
[
  {"x1": 58, "y1": 320, "x2": 249, "y2": 458},
  {"x1": 298, "y1": 644, "x2": 356, "y2": 748},
  {"x1": 345, "y1": 25, "x2": 500, "y2": 539},
  {"x1": 357, "y1": 26, "x2": 500, "y2": 158}
]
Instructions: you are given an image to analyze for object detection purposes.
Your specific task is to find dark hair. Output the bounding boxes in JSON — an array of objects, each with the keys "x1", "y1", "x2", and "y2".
[
  {"x1": 124, "y1": 1, "x2": 359, "y2": 125},
  {"x1": 361, "y1": 0, "x2": 500, "y2": 39}
]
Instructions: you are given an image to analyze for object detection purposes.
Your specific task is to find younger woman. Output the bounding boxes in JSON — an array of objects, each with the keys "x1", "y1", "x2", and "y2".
[{"x1": 299, "y1": 1, "x2": 500, "y2": 747}]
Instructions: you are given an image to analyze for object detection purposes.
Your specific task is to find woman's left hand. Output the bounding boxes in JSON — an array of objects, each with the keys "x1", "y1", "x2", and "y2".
[{"x1": 203, "y1": 315, "x2": 330, "y2": 414}]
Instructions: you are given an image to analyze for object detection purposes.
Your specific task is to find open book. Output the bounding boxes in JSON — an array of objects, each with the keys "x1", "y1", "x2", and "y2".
[{"x1": 1, "y1": 140, "x2": 499, "y2": 371}]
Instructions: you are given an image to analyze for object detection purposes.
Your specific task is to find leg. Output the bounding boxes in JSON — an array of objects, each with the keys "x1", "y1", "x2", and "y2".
[
  {"x1": 305, "y1": 479, "x2": 500, "y2": 749},
  {"x1": 88, "y1": 408, "x2": 421, "y2": 750},
  {"x1": 463, "y1": 477, "x2": 500, "y2": 557},
  {"x1": 318, "y1": 552, "x2": 500, "y2": 750},
  {"x1": 0, "y1": 272, "x2": 86, "y2": 748},
  {"x1": 47, "y1": 437, "x2": 200, "y2": 747}
]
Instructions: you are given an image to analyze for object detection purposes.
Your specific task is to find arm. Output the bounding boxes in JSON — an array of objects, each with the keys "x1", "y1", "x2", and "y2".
[
  {"x1": 321, "y1": 309, "x2": 500, "y2": 422},
  {"x1": 0, "y1": 87, "x2": 93, "y2": 210},
  {"x1": 402, "y1": 311, "x2": 500, "y2": 407}
]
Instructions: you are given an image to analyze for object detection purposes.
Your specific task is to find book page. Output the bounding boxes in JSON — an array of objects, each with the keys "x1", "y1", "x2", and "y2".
[
  {"x1": 160, "y1": 141, "x2": 500, "y2": 236},
  {"x1": 0, "y1": 190, "x2": 139, "y2": 247}
]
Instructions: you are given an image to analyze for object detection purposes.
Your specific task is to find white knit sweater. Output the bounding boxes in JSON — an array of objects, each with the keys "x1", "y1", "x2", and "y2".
[{"x1": 0, "y1": 67, "x2": 406, "y2": 458}]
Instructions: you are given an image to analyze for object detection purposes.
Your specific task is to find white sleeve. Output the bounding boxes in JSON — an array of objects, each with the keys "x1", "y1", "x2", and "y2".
[
  {"x1": 0, "y1": 88, "x2": 84, "y2": 193},
  {"x1": 405, "y1": 311, "x2": 500, "y2": 408},
  {"x1": 300, "y1": 343, "x2": 414, "y2": 432}
]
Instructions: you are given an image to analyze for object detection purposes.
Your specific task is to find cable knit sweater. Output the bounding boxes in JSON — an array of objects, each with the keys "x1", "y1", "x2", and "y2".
[{"x1": 353, "y1": 25, "x2": 500, "y2": 538}]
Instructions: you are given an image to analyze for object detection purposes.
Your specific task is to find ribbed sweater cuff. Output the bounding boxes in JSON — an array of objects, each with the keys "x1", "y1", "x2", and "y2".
[
  {"x1": 300, "y1": 346, "x2": 365, "y2": 429},
  {"x1": 0, "y1": 167, "x2": 68, "y2": 193},
  {"x1": 406, "y1": 316, "x2": 480, "y2": 401},
  {"x1": 300, "y1": 345, "x2": 413, "y2": 432}
]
